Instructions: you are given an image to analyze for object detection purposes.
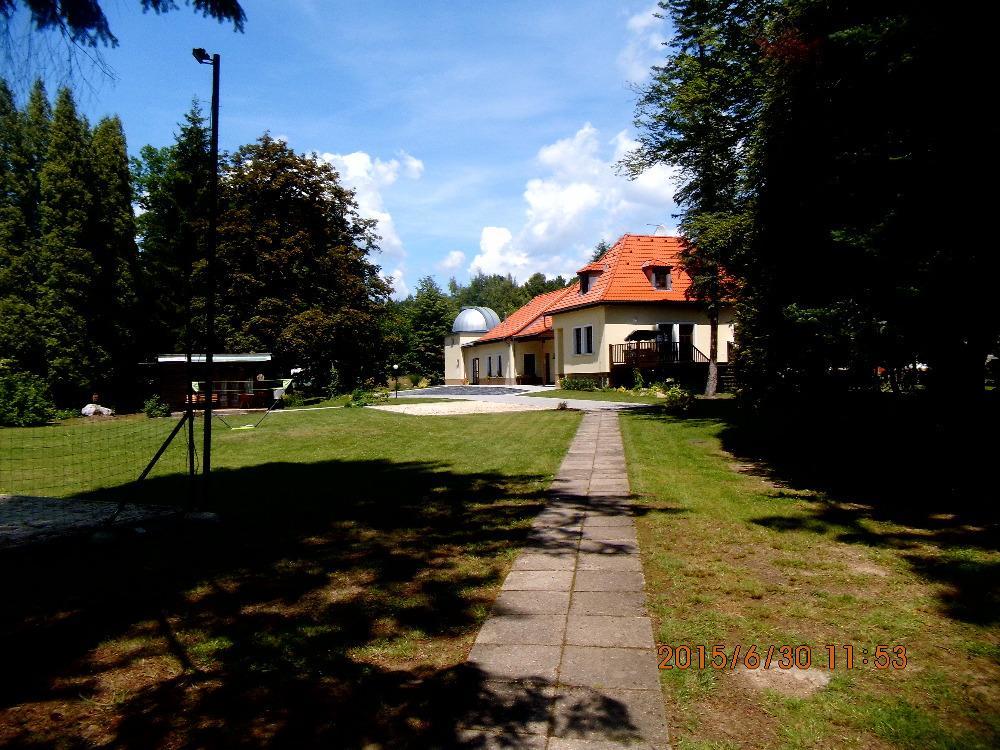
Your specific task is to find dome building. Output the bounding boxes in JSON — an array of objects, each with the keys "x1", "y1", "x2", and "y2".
[{"x1": 444, "y1": 307, "x2": 500, "y2": 384}]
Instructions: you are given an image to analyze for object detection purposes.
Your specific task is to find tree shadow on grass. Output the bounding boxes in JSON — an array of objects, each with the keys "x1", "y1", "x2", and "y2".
[
  {"x1": 628, "y1": 395, "x2": 1000, "y2": 624},
  {"x1": 0, "y1": 457, "x2": 598, "y2": 748}
]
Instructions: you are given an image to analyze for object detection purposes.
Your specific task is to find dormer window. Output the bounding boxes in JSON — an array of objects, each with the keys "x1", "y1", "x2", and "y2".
[
  {"x1": 579, "y1": 273, "x2": 591, "y2": 294},
  {"x1": 652, "y1": 267, "x2": 672, "y2": 290}
]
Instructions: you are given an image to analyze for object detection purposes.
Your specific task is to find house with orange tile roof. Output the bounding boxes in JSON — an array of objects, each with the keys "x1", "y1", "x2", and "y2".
[{"x1": 444, "y1": 234, "x2": 735, "y2": 387}]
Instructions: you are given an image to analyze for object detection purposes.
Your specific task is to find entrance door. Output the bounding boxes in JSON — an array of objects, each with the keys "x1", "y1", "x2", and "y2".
[
  {"x1": 471, "y1": 358, "x2": 480, "y2": 384},
  {"x1": 523, "y1": 353, "x2": 536, "y2": 380},
  {"x1": 678, "y1": 323, "x2": 694, "y2": 361},
  {"x1": 544, "y1": 353, "x2": 552, "y2": 384}
]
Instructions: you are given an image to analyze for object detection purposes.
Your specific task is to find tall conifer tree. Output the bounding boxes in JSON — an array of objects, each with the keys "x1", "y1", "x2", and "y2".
[{"x1": 37, "y1": 87, "x2": 104, "y2": 401}]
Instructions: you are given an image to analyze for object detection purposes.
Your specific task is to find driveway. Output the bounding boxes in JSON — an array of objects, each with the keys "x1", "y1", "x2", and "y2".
[{"x1": 394, "y1": 385, "x2": 650, "y2": 411}]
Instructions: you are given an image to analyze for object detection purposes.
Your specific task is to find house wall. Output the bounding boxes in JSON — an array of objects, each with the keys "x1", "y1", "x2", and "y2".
[
  {"x1": 463, "y1": 340, "x2": 515, "y2": 385},
  {"x1": 602, "y1": 304, "x2": 736, "y2": 362},
  {"x1": 444, "y1": 333, "x2": 482, "y2": 384},
  {"x1": 552, "y1": 306, "x2": 609, "y2": 382},
  {"x1": 511, "y1": 339, "x2": 555, "y2": 384}
]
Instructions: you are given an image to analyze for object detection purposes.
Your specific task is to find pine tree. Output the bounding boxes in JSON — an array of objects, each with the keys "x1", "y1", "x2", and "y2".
[
  {"x1": 37, "y1": 87, "x2": 103, "y2": 403},
  {"x1": 622, "y1": 0, "x2": 770, "y2": 396},
  {"x1": 90, "y1": 115, "x2": 139, "y2": 398},
  {"x1": 132, "y1": 102, "x2": 213, "y2": 356}
]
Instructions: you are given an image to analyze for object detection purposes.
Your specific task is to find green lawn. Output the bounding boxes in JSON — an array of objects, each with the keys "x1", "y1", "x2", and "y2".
[
  {"x1": 0, "y1": 407, "x2": 582, "y2": 748},
  {"x1": 527, "y1": 388, "x2": 667, "y2": 404},
  {"x1": 621, "y1": 404, "x2": 999, "y2": 750}
]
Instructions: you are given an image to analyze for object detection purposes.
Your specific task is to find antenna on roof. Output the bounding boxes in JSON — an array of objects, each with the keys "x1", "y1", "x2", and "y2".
[{"x1": 645, "y1": 223, "x2": 669, "y2": 236}]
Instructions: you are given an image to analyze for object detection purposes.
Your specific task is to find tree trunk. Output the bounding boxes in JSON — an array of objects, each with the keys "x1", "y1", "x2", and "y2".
[{"x1": 705, "y1": 308, "x2": 718, "y2": 397}]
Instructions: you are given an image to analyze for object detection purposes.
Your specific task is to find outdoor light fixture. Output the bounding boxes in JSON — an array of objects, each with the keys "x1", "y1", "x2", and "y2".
[
  {"x1": 392, "y1": 364, "x2": 399, "y2": 398},
  {"x1": 192, "y1": 47, "x2": 211, "y2": 64}
]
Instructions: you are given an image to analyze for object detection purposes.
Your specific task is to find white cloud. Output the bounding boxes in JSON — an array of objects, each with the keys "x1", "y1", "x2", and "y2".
[
  {"x1": 617, "y1": 3, "x2": 667, "y2": 83},
  {"x1": 439, "y1": 250, "x2": 466, "y2": 271},
  {"x1": 400, "y1": 150, "x2": 425, "y2": 179},
  {"x1": 469, "y1": 227, "x2": 531, "y2": 276},
  {"x1": 465, "y1": 122, "x2": 679, "y2": 280},
  {"x1": 383, "y1": 268, "x2": 409, "y2": 299},
  {"x1": 317, "y1": 147, "x2": 423, "y2": 300},
  {"x1": 318, "y1": 149, "x2": 424, "y2": 259}
]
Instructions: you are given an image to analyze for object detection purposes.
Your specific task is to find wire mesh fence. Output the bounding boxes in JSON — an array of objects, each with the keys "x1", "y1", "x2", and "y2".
[{"x1": 0, "y1": 413, "x2": 198, "y2": 503}]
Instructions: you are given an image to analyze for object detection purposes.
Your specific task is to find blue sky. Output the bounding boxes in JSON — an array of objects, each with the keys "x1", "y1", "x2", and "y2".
[{"x1": 5, "y1": 0, "x2": 678, "y2": 298}]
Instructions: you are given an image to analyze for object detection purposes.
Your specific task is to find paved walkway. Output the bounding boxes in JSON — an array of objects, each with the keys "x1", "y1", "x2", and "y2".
[{"x1": 458, "y1": 411, "x2": 670, "y2": 749}]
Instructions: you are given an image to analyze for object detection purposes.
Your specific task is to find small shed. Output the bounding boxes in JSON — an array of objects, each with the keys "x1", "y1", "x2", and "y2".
[{"x1": 149, "y1": 353, "x2": 279, "y2": 410}]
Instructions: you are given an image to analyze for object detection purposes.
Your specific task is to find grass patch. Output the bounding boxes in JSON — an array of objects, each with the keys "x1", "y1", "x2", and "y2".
[
  {"x1": 621, "y1": 405, "x2": 999, "y2": 750},
  {"x1": 0, "y1": 407, "x2": 582, "y2": 747}
]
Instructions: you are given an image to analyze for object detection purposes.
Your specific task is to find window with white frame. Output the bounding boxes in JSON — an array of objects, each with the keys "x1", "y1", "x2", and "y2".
[
  {"x1": 497, "y1": 355, "x2": 503, "y2": 377},
  {"x1": 487, "y1": 356, "x2": 492, "y2": 376},
  {"x1": 573, "y1": 325, "x2": 594, "y2": 355},
  {"x1": 579, "y1": 274, "x2": 590, "y2": 294}
]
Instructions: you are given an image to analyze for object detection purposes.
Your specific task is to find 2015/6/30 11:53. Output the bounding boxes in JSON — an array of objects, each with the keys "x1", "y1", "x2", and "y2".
[{"x1": 656, "y1": 644, "x2": 908, "y2": 670}]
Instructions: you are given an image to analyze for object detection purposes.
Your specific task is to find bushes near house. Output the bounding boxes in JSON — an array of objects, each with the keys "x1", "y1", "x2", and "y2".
[
  {"x1": 345, "y1": 387, "x2": 390, "y2": 407},
  {"x1": 142, "y1": 395, "x2": 171, "y2": 418},
  {"x1": 0, "y1": 370, "x2": 56, "y2": 427},
  {"x1": 561, "y1": 377, "x2": 602, "y2": 391}
]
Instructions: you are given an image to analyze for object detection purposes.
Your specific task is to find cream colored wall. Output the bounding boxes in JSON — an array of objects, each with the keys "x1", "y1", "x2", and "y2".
[
  {"x1": 552, "y1": 306, "x2": 608, "y2": 377},
  {"x1": 444, "y1": 333, "x2": 481, "y2": 383},
  {"x1": 463, "y1": 341, "x2": 513, "y2": 383},
  {"x1": 513, "y1": 340, "x2": 553, "y2": 382},
  {"x1": 601, "y1": 304, "x2": 735, "y2": 362}
]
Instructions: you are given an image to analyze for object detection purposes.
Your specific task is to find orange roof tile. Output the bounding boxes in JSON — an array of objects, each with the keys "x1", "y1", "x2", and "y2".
[
  {"x1": 547, "y1": 234, "x2": 695, "y2": 314},
  {"x1": 474, "y1": 285, "x2": 576, "y2": 344}
]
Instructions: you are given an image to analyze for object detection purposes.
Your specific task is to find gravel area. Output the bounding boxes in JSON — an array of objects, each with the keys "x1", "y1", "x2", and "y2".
[
  {"x1": 369, "y1": 400, "x2": 556, "y2": 416},
  {"x1": 0, "y1": 494, "x2": 176, "y2": 549}
]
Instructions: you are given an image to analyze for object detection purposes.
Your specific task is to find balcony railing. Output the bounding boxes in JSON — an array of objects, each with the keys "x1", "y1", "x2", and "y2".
[{"x1": 610, "y1": 340, "x2": 709, "y2": 367}]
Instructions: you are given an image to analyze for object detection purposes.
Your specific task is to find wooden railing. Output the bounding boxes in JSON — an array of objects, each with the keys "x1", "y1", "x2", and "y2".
[{"x1": 609, "y1": 340, "x2": 709, "y2": 367}]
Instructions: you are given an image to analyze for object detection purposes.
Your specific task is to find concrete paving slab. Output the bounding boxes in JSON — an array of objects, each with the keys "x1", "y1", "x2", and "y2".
[
  {"x1": 570, "y1": 591, "x2": 648, "y2": 616},
  {"x1": 565, "y1": 615, "x2": 653, "y2": 648},
  {"x1": 559, "y1": 646, "x2": 661, "y2": 690},
  {"x1": 513, "y1": 553, "x2": 578, "y2": 571},
  {"x1": 493, "y1": 590, "x2": 571, "y2": 615},
  {"x1": 576, "y1": 553, "x2": 643, "y2": 572},
  {"x1": 573, "y1": 571, "x2": 645, "y2": 592},
  {"x1": 582, "y1": 515, "x2": 635, "y2": 527},
  {"x1": 456, "y1": 681, "x2": 555, "y2": 736},
  {"x1": 468, "y1": 644, "x2": 562, "y2": 682},
  {"x1": 455, "y1": 728, "x2": 549, "y2": 749},
  {"x1": 552, "y1": 687, "x2": 669, "y2": 748},
  {"x1": 474, "y1": 615, "x2": 567, "y2": 646},
  {"x1": 502, "y1": 570, "x2": 574, "y2": 591},
  {"x1": 582, "y1": 527, "x2": 638, "y2": 543}
]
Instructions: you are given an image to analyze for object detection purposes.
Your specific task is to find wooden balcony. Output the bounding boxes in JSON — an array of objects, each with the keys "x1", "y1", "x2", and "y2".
[{"x1": 609, "y1": 340, "x2": 709, "y2": 367}]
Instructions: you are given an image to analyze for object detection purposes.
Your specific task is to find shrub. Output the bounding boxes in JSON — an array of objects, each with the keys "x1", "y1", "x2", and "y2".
[
  {"x1": 142, "y1": 395, "x2": 171, "y2": 418},
  {"x1": 0, "y1": 370, "x2": 56, "y2": 426},
  {"x1": 633, "y1": 368, "x2": 645, "y2": 389},
  {"x1": 561, "y1": 377, "x2": 600, "y2": 391},
  {"x1": 282, "y1": 390, "x2": 305, "y2": 408},
  {"x1": 660, "y1": 385, "x2": 694, "y2": 414},
  {"x1": 345, "y1": 387, "x2": 390, "y2": 407},
  {"x1": 408, "y1": 373, "x2": 422, "y2": 387}
]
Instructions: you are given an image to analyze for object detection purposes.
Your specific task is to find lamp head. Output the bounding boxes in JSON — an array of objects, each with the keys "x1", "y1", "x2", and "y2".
[
  {"x1": 192, "y1": 48, "x2": 212, "y2": 64},
  {"x1": 392, "y1": 364, "x2": 399, "y2": 371}
]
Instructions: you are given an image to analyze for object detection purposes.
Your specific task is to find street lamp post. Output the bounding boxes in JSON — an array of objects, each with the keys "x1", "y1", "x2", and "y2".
[
  {"x1": 193, "y1": 47, "x2": 220, "y2": 485},
  {"x1": 392, "y1": 364, "x2": 399, "y2": 398}
]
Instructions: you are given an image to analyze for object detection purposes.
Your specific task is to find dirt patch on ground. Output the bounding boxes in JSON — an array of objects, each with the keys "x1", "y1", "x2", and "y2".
[{"x1": 732, "y1": 664, "x2": 831, "y2": 698}]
